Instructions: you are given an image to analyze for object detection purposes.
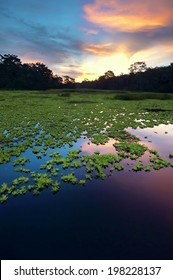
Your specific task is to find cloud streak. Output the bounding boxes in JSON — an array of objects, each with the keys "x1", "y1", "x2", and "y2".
[{"x1": 0, "y1": 8, "x2": 85, "y2": 77}]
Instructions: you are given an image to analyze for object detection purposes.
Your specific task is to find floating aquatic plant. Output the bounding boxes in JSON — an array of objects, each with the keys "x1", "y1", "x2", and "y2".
[
  {"x1": 114, "y1": 163, "x2": 124, "y2": 171},
  {"x1": 61, "y1": 172, "x2": 78, "y2": 184},
  {"x1": 32, "y1": 148, "x2": 41, "y2": 154},
  {"x1": 51, "y1": 181, "x2": 60, "y2": 193},
  {"x1": 114, "y1": 141, "x2": 147, "y2": 158},
  {"x1": 79, "y1": 180, "x2": 86, "y2": 186},
  {"x1": 132, "y1": 162, "x2": 144, "y2": 171},
  {"x1": 13, "y1": 157, "x2": 30, "y2": 166},
  {"x1": 0, "y1": 194, "x2": 8, "y2": 203},
  {"x1": 0, "y1": 183, "x2": 8, "y2": 194},
  {"x1": 71, "y1": 161, "x2": 81, "y2": 168},
  {"x1": 15, "y1": 167, "x2": 30, "y2": 173}
]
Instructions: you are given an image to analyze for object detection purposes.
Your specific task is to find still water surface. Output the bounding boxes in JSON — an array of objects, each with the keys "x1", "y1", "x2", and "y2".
[{"x1": 0, "y1": 124, "x2": 173, "y2": 259}]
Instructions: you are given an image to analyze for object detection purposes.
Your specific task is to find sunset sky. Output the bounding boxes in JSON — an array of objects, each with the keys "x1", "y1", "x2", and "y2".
[{"x1": 1, "y1": 0, "x2": 173, "y2": 81}]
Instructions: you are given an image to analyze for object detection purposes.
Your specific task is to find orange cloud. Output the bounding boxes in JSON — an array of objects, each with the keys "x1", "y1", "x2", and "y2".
[
  {"x1": 83, "y1": 0, "x2": 173, "y2": 32},
  {"x1": 20, "y1": 53, "x2": 43, "y2": 64},
  {"x1": 82, "y1": 42, "x2": 115, "y2": 56},
  {"x1": 82, "y1": 41, "x2": 132, "y2": 57}
]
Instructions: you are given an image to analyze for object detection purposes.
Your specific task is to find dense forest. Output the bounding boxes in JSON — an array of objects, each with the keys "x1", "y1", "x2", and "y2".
[{"x1": 0, "y1": 54, "x2": 173, "y2": 92}]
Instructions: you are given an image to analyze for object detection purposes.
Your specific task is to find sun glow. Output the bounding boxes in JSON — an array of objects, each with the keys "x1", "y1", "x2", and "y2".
[{"x1": 76, "y1": 52, "x2": 129, "y2": 82}]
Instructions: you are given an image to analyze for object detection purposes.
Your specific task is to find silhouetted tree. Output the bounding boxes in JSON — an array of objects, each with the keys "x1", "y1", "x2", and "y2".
[
  {"x1": 128, "y1": 62, "x2": 147, "y2": 74},
  {"x1": 0, "y1": 54, "x2": 173, "y2": 92},
  {"x1": 104, "y1": 70, "x2": 115, "y2": 79},
  {"x1": 0, "y1": 54, "x2": 22, "y2": 88},
  {"x1": 63, "y1": 75, "x2": 75, "y2": 88}
]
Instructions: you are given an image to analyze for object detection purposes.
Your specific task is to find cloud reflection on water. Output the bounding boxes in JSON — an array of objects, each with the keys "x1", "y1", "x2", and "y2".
[
  {"x1": 127, "y1": 124, "x2": 173, "y2": 159},
  {"x1": 81, "y1": 138, "x2": 116, "y2": 155}
]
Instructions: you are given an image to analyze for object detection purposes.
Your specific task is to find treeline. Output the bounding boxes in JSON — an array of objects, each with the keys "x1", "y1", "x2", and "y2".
[
  {"x1": 0, "y1": 54, "x2": 173, "y2": 92},
  {"x1": 0, "y1": 54, "x2": 75, "y2": 90},
  {"x1": 79, "y1": 62, "x2": 173, "y2": 93}
]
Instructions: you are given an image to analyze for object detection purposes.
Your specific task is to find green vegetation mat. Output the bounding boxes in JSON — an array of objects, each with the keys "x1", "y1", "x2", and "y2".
[{"x1": 0, "y1": 89, "x2": 173, "y2": 203}]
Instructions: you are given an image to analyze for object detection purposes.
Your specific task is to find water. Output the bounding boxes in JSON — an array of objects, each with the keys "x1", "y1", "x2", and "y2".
[{"x1": 0, "y1": 124, "x2": 173, "y2": 260}]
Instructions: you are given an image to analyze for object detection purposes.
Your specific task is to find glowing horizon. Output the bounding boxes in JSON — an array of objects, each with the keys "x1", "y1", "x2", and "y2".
[{"x1": 1, "y1": 0, "x2": 173, "y2": 82}]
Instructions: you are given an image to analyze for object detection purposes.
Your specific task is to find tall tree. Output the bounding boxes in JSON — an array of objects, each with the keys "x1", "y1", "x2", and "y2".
[
  {"x1": 104, "y1": 70, "x2": 115, "y2": 79},
  {"x1": 128, "y1": 62, "x2": 147, "y2": 74},
  {"x1": 0, "y1": 54, "x2": 22, "y2": 88}
]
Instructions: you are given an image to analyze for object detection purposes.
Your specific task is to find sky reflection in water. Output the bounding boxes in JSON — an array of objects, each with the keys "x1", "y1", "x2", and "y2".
[{"x1": 0, "y1": 124, "x2": 173, "y2": 260}]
